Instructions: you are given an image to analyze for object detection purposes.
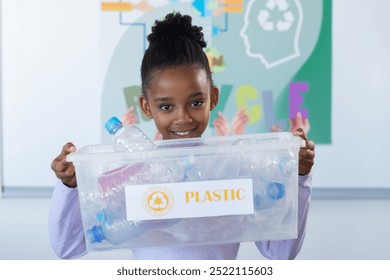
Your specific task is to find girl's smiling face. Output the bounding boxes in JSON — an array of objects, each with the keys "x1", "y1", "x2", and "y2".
[{"x1": 139, "y1": 65, "x2": 219, "y2": 140}]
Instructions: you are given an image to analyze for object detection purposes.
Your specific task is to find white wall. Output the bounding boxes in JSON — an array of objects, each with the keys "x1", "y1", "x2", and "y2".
[
  {"x1": 314, "y1": 0, "x2": 390, "y2": 188},
  {"x1": 1, "y1": 0, "x2": 101, "y2": 188}
]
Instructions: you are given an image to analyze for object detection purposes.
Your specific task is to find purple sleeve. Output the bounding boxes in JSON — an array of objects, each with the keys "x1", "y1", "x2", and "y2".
[
  {"x1": 255, "y1": 172, "x2": 312, "y2": 259},
  {"x1": 48, "y1": 179, "x2": 87, "y2": 259}
]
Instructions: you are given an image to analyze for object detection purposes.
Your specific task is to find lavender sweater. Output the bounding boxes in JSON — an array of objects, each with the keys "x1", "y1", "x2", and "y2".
[{"x1": 49, "y1": 173, "x2": 312, "y2": 260}]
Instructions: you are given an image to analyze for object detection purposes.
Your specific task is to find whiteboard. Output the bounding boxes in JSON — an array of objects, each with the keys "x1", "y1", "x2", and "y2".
[
  {"x1": 1, "y1": 0, "x2": 101, "y2": 188},
  {"x1": 1, "y1": 0, "x2": 390, "y2": 189}
]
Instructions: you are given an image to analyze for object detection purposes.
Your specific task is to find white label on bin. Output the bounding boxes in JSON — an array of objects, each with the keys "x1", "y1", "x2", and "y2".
[{"x1": 124, "y1": 179, "x2": 254, "y2": 221}]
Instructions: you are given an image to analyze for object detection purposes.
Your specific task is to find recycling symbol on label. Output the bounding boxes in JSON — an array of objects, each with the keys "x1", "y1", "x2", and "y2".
[{"x1": 258, "y1": 0, "x2": 294, "y2": 32}]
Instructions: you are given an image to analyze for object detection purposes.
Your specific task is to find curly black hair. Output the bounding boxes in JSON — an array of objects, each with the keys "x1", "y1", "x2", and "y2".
[{"x1": 140, "y1": 12, "x2": 212, "y2": 95}]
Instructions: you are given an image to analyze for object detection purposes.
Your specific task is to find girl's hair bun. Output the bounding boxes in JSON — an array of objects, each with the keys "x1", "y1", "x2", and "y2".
[{"x1": 148, "y1": 12, "x2": 207, "y2": 48}]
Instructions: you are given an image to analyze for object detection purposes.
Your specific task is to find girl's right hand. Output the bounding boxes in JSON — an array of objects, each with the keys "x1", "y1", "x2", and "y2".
[{"x1": 51, "y1": 142, "x2": 77, "y2": 188}]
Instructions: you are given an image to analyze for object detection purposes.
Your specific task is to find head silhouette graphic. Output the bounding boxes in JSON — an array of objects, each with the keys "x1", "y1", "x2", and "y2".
[{"x1": 240, "y1": 0, "x2": 303, "y2": 68}]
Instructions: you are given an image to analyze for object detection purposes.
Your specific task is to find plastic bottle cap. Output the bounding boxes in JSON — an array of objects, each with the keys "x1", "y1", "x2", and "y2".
[
  {"x1": 266, "y1": 182, "x2": 285, "y2": 200},
  {"x1": 86, "y1": 225, "x2": 105, "y2": 243},
  {"x1": 105, "y1": 116, "x2": 123, "y2": 135}
]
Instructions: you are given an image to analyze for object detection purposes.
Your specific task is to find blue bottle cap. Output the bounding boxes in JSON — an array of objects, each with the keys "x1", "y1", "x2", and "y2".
[
  {"x1": 86, "y1": 225, "x2": 105, "y2": 243},
  {"x1": 105, "y1": 116, "x2": 123, "y2": 135},
  {"x1": 266, "y1": 182, "x2": 285, "y2": 200}
]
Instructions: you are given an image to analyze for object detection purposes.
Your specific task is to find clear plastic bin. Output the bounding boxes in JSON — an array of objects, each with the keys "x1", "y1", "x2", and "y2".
[{"x1": 67, "y1": 132, "x2": 304, "y2": 252}]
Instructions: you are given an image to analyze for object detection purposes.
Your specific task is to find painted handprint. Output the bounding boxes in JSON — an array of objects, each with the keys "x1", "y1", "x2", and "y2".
[{"x1": 213, "y1": 108, "x2": 249, "y2": 136}]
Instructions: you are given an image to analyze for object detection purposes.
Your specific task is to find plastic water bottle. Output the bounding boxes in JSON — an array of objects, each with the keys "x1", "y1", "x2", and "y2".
[
  {"x1": 99, "y1": 117, "x2": 156, "y2": 208},
  {"x1": 239, "y1": 151, "x2": 296, "y2": 180},
  {"x1": 87, "y1": 209, "x2": 149, "y2": 245},
  {"x1": 232, "y1": 138, "x2": 297, "y2": 180},
  {"x1": 86, "y1": 209, "x2": 178, "y2": 245},
  {"x1": 105, "y1": 116, "x2": 156, "y2": 152}
]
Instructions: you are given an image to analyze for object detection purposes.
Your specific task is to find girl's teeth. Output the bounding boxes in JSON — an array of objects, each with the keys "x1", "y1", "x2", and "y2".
[{"x1": 175, "y1": 131, "x2": 191, "y2": 136}]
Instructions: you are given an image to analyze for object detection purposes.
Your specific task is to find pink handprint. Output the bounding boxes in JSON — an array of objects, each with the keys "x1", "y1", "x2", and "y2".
[
  {"x1": 289, "y1": 112, "x2": 310, "y2": 134},
  {"x1": 213, "y1": 111, "x2": 231, "y2": 136},
  {"x1": 231, "y1": 108, "x2": 249, "y2": 135},
  {"x1": 121, "y1": 107, "x2": 138, "y2": 126},
  {"x1": 213, "y1": 109, "x2": 249, "y2": 136},
  {"x1": 271, "y1": 112, "x2": 310, "y2": 134}
]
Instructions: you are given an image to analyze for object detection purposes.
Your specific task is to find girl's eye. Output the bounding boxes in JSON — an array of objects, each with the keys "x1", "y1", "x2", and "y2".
[
  {"x1": 159, "y1": 104, "x2": 172, "y2": 111},
  {"x1": 191, "y1": 100, "x2": 204, "y2": 107}
]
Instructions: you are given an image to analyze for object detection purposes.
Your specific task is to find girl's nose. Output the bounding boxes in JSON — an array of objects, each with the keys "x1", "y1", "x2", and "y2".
[{"x1": 174, "y1": 108, "x2": 193, "y2": 124}]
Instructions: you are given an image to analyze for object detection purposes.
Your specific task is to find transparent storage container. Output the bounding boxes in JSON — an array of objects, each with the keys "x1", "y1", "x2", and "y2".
[{"x1": 67, "y1": 132, "x2": 304, "y2": 252}]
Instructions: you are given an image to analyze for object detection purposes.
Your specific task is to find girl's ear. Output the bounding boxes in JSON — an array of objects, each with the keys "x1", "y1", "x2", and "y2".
[
  {"x1": 210, "y1": 86, "x2": 219, "y2": 111},
  {"x1": 139, "y1": 95, "x2": 153, "y2": 119}
]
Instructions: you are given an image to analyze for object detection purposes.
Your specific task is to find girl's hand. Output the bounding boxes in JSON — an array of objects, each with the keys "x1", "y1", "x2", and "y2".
[
  {"x1": 51, "y1": 143, "x2": 77, "y2": 188},
  {"x1": 293, "y1": 128, "x2": 315, "y2": 176}
]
